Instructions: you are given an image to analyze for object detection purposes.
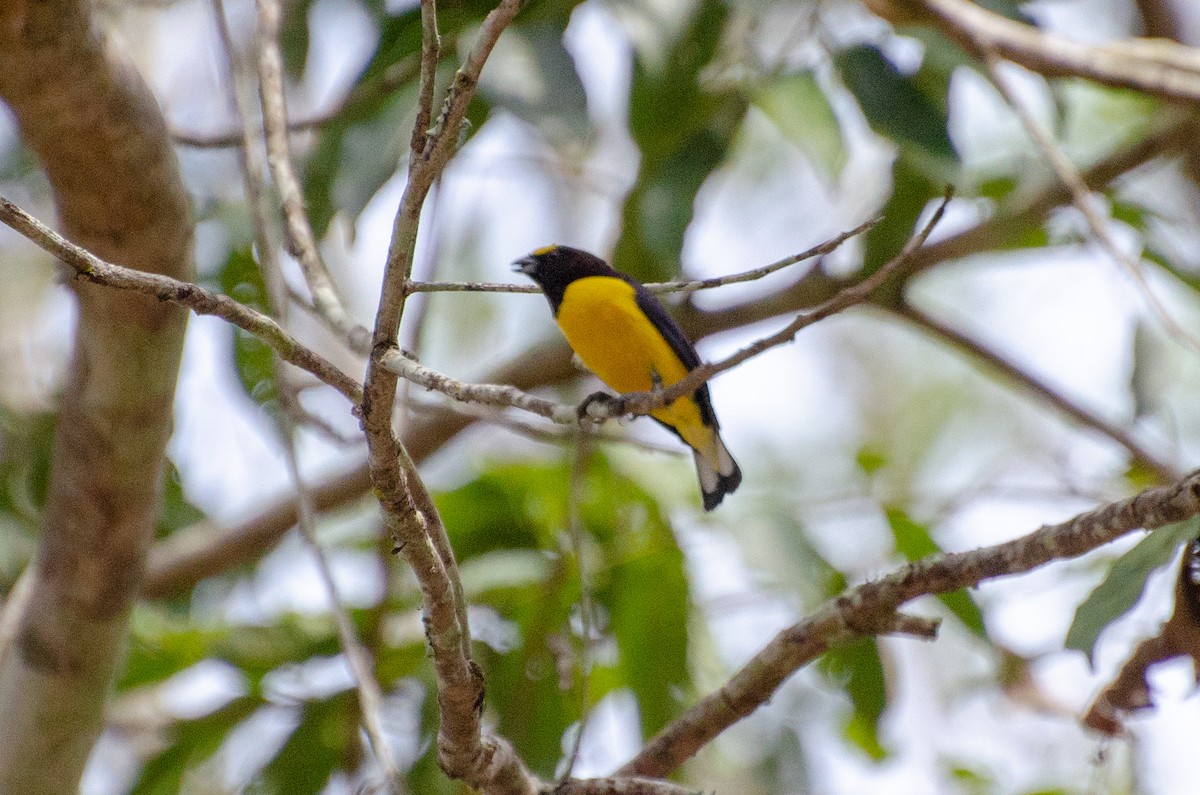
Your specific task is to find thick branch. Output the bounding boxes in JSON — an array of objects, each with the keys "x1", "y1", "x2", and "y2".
[
  {"x1": 0, "y1": 0, "x2": 193, "y2": 789},
  {"x1": 905, "y1": 0, "x2": 1200, "y2": 102}
]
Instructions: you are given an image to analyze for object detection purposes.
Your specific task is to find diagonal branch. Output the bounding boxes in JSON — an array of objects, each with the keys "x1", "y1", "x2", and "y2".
[
  {"x1": 0, "y1": 197, "x2": 363, "y2": 404},
  {"x1": 620, "y1": 467, "x2": 1200, "y2": 778},
  {"x1": 253, "y1": 0, "x2": 369, "y2": 350},
  {"x1": 901, "y1": 0, "x2": 1200, "y2": 102},
  {"x1": 607, "y1": 191, "x2": 951, "y2": 420},
  {"x1": 898, "y1": 304, "x2": 1180, "y2": 482}
]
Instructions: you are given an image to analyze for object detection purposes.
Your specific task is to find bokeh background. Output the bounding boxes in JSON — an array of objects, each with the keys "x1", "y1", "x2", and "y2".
[{"x1": 3, "y1": 0, "x2": 1200, "y2": 792}]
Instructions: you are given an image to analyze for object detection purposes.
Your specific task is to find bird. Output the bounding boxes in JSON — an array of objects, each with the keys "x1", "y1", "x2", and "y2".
[{"x1": 513, "y1": 244, "x2": 741, "y2": 510}]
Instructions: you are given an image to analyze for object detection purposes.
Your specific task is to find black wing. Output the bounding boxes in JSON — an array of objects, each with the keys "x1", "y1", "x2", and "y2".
[{"x1": 627, "y1": 277, "x2": 720, "y2": 430}]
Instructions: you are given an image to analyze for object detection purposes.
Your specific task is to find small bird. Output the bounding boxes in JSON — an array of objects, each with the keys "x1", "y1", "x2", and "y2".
[{"x1": 514, "y1": 244, "x2": 741, "y2": 510}]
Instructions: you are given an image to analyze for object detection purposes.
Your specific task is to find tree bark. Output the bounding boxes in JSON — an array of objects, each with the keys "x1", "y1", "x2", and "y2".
[{"x1": 0, "y1": 2, "x2": 192, "y2": 790}]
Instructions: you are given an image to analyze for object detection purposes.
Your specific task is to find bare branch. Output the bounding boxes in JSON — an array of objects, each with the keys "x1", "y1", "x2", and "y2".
[
  {"x1": 550, "y1": 778, "x2": 704, "y2": 795},
  {"x1": 357, "y1": 0, "x2": 535, "y2": 791},
  {"x1": 609, "y1": 191, "x2": 951, "y2": 420},
  {"x1": 377, "y1": 348, "x2": 576, "y2": 423},
  {"x1": 908, "y1": 0, "x2": 1200, "y2": 102},
  {"x1": 0, "y1": 197, "x2": 363, "y2": 404},
  {"x1": 976, "y1": 47, "x2": 1200, "y2": 362},
  {"x1": 412, "y1": 0, "x2": 442, "y2": 154},
  {"x1": 278, "y1": 410, "x2": 403, "y2": 788},
  {"x1": 406, "y1": 217, "x2": 879, "y2": 295},
  {"x1": 620, "y1": 467, "x2": 1200, "y2": 778},
  {"x1": 253, "y1": 0, "x2": 369, "y2": 350}
]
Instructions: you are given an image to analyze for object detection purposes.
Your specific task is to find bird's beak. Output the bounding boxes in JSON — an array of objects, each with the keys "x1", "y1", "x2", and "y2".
[{"x1": 512, "y1": 255, "x2": 537, "y2": 275}]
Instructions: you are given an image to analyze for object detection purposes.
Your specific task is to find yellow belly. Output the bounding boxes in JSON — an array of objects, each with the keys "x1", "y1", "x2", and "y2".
[{"x1": 556, "y1": 276, "x2": 710, "y2": 452}]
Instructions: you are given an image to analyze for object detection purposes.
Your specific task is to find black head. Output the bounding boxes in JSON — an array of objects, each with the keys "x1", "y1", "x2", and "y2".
[{"x1": 513, "y1": 245, "x2": 618, "y2": 312}]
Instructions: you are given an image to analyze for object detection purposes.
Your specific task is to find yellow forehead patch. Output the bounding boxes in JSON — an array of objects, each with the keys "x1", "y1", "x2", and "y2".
[{"x1": 531, "y1": 244, "x2": 558, "y2": 256}]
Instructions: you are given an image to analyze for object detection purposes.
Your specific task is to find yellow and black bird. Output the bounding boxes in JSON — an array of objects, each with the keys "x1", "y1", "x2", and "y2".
[{"x1": 514, "y1": 245, "x2": 741, "y2": 510}]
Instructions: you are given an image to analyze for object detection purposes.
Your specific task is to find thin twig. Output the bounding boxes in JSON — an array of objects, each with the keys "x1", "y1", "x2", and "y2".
[
  {"x1": 0, "y1": 197, "x2": 363, "y2": 403},
  {"x1": 550, "y1": 778, "x2": 704, "y2": 795},
  {"x1": 560, "y1": 428, "x2": 596, "y2": 784},
  {"x1": 173, "y1": 48, "x2": 428, "y2": 149},
  {"x1": 211, "y1": 0, "x2": 280, "y2": 286},
  {"x1": 405, "y1": 217, "x2": 879, "y2": 295},
  {"x1": 979, "y1": 47, "x2": 1200, "y2": 362},
  {"x1": 279, "y1": 408, "x2": 404, "y2": 790},
  {"x1": 607, "y1": 191, "x2": 952, "y2": 420},
  {"x1": 377, "y1": 204, "x2": 938, "y2": 427},
  {"x1": 377, "y1": 348, "x2": 575, "y2": 423},
  {"x1": 254, "y1": 0, "x2": 369, "y2": 350},
  {"x1": 620, "y1": 466, "x2": 1200, "y2": 778},
  {"x1": 412, "y1": 0, "x2": 442, "y2": 154}
]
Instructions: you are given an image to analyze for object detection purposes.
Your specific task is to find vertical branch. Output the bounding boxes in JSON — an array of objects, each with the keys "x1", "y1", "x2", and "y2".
[
  {"x1": 561, "y1": 429, "x2": 596, "y2": 783},
  {"x1": 254, "y1": 0, "x2": 368, "y2": 349},
  {"x1": 0, "y1": 0, "x2": 193, "y2": 789},
  {"x1": 280, "y1": 415, "x2": 404, "y2": 790},
  {"x1": 357, "y1": 0, "x2": 532, "y2": 790},
  {"x1": 412, "y1": 0, "x2": 442, "y2": 154}
]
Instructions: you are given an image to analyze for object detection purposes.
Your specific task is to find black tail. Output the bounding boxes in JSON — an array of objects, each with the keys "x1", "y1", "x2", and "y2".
[{"x1": 694, "y1": 434, "x2": 742, "y2": 511}]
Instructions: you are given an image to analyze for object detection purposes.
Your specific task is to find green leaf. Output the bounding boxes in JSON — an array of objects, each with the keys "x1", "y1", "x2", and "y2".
[
  {"x1": 886, "y1": 508, "x2": 986, "y2": 637},
  {"x1": 616, "y1": 0, "x2": 747, "y2": 281},
  {"x1": 836, "y1": 45, "x2": 957, "y2": 163},
  {"x1": 855, "y1": 446, "x2": 887, "y2": 476},
  {"x1": 216, "y1": 248, "x2": 280, "y2": 409},
  {"x1": 480, "y1": 22, "x2": 591, "y2": 145},
  {"x1": 258, "y1": 697, "x2": 347, "y2": 795},
  {"x1": 1065, "y1": 517, "x2": 1200, "y2": 663},
  {"x1": 131, "y1": 696, "x2": 262, "y2": 795},
  {"x1": 436, "y1": 465, "x2": 553, "y2": 560},
  {"x1": 754, "y1": 72, "x2": 846, "y2": 178},
  {"x1": 280, "y1": 0, "x2": 314, "y2": 79},
  {"x1": 820, "y1": 638, "x2": 888, "y2": 760},
  {"x1": 588, "y1": 456, "x2": 689, "y2": 735}
]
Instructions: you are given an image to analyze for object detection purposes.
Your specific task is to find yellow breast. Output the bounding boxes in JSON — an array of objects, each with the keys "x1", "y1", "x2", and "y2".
[{"x1": 555, "y1": 276, "x2": 709, "y2": 446}]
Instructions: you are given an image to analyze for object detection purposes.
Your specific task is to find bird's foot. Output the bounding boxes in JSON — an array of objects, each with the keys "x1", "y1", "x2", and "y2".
[{"x1": 577, "y1": 391, "x2": 626, "y2": 422}]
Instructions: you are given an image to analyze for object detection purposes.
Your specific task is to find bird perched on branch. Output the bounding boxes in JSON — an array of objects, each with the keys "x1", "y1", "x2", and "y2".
[{"x1": 514, "y1": 244, "x2": 741, "y2": 510}]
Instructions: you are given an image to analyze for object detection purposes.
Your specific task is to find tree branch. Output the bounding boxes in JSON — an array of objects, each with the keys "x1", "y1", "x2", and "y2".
[
  {"x1": 0, "y1": 197, "x2": 363, "y2": 404},
  {"x1": 254, "y1": 0, "x2": 369, "y2": 350},
  {"x1": 357, "y1": 0, "x2": 536, "y2": 791},
  {"x1": 0, "y1": 0, "x2": 193, "y2": 787},
  {"x1": 903, "y1": 0, "x2": 1200, "y2": 102},
  {"x1": 620, "y1": 467, "x2": 1200, "y2": 778}
]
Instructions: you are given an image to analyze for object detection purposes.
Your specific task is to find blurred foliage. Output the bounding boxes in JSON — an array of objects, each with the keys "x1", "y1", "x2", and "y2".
[
  {"x1": 1066, "y1": 517, "x2": 1200, "y2": 663},
  {"x1": 1, "y1": 0, "x2": 1196, "y2": 791}
]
